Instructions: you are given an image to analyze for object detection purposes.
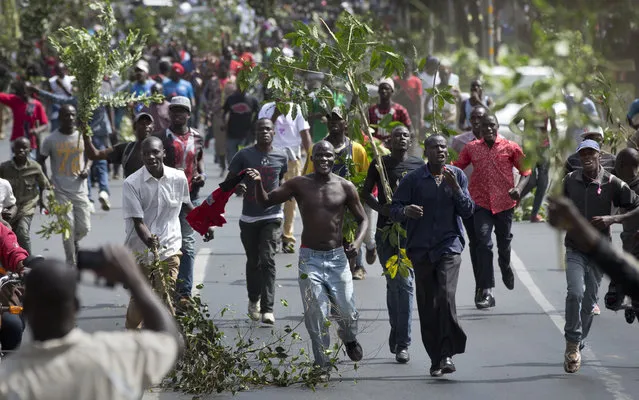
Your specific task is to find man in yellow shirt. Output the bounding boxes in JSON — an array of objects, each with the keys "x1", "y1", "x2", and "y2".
[{"x1": 303, "y1": 107, "x2": 376, "y2": 279}]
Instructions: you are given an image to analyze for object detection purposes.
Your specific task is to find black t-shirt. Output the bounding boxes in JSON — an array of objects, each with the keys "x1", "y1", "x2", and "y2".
[
  {"x1": 223, "y1": 92, "x2": 260, "y2": 139},
  {"x1": 108, "y1": 141, "x2": 144, "y2": 178},
  {"x1": 367, "y1": 155, "x2": 424, "y2": 228}
]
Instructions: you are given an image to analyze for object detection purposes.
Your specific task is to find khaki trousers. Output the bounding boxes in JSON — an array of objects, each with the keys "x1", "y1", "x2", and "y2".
[
  {"x1": 282, "y1": 159, "x2": 302, "y2": 244},
  {"x1": 125, "y1": 254, "x2": 180, "y2": 329}
]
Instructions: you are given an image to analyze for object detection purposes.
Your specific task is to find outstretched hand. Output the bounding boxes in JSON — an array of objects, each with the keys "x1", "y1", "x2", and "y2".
[{"x1": 244, "y1": 168, "x2": 262, "y2": 182}]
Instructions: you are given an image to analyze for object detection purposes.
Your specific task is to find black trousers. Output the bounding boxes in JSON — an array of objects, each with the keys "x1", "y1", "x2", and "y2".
[
  {"x1": 462, "y1": 213, "x2": 479, "y2": 289},
  {"x1": 474, "y1": 207, "x2": 514, "y2": 289},
  {"x1": 413, "y1": 253, "x2": 467, "y2": 366},
  {"x1": 239, "y1": 219, "x2": 281, "y2": 313}
]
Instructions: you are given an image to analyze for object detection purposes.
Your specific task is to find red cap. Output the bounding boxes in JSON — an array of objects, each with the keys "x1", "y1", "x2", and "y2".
[{"x1": 171, "y1": 62, "x2": 185, "y2": 75}]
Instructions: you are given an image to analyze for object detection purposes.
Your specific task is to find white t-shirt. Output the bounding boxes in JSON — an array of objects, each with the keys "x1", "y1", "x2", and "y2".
[
  {"x1": 0, "y1": 328, "x2": 179, "y2": 400},
  {"x1": 258, "y1": 102, "x2": 309, "y2": 160},
  {"x1": 0, "y1": 177, "x2": 16, "y2": 214},
  {"x1": 123, "y1": 166, "x2": 191, "y2": 263}
]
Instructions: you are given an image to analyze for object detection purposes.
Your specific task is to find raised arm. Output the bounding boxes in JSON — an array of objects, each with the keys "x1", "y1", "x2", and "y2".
[
  {"x1": 83, "y1": 132, "x2": 114, "y2": 160},
  {"x1": 244, "y1": 168, "x2": 296, "y2": 207}
]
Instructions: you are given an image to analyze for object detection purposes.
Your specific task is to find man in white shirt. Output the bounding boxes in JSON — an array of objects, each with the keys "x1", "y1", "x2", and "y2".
[
  {"x1": 0, "y1": 244, "x2": 184, "y2": 400},
  {"x1": 0, "y1": 176, "x2": 17, "y2": 226},
  {"x1": 258, "y1": 101, "x2": 311, "y2": 253},
  {"x1": 122, "y1": 136, "x2": 213, "y2": 329}
]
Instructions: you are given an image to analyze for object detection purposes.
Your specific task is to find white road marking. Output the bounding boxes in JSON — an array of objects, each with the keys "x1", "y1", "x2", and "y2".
[
  {"x1": 512, "y1": 251, "x2": 632, "y2": 400},
  {"x1": 193, "y1": 248, "x2": 212, "y2": 294}
]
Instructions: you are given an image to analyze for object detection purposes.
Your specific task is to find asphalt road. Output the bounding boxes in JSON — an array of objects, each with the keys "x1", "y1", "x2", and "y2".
[{"x1": 7, "y1": 135, "x2": 639, "y2": 400}]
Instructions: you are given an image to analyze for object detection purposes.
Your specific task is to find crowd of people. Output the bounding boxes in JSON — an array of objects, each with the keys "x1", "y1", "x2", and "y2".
[{"x1": 2, "y1": 30, "x2": 639, "y2": 397}]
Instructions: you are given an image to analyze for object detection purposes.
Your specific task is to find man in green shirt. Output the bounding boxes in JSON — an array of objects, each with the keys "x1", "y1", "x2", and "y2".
[{"x1": 0, "y1": 137, "x2": 50, "y2": 252}]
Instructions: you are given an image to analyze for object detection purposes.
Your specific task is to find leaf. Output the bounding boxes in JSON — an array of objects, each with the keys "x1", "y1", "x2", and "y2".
[
  {"x1": 385, "y1": 255, "x2": 398, "y2": 279},
  {"x1": 300, "y1": 273, "x2": 309, "y2": 280},
  {"x1": 280, "y1": 299, "x2": 289, "y2": 307}
]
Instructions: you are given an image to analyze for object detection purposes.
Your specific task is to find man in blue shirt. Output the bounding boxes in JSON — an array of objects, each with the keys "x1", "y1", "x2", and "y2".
[
  {"x1": 391, "y1": 134, "x2": 474, "y2": 377},
  {"x1": 163, "y1": 63, "x2": 195, "y2": 105}
]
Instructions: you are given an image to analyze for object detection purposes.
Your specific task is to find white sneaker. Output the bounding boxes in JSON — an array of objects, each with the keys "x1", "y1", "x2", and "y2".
[
  {"x1": 88, "y1": 202, "x2": 95, "y2": 214},
  {"x1": 98, "y1": 190, "x2": 111, "y2": 211},
  {"x1": 262, "y1": 312, "x2": 275, "y2": 325},
  {"x1": 248, "y1": 301, "x2": 261, "y2": 321}
]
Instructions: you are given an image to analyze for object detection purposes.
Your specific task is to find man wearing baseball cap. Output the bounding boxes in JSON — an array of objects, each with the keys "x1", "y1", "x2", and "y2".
[
  {"x1": 162, "y1": 62, "x2": 195, "y2": 109},
  {"x1": 564, "y1": 126, "x2": 616, "y2": 175},
  {"x1": 368, "y1": 78, "x2": 412, "y2": 145},
  {"x1": 84, "y1": 112, "x2": 155, "y2": 179},
  {"x1": 561, "y1": 139, "x2": 639, "y2": 373}
]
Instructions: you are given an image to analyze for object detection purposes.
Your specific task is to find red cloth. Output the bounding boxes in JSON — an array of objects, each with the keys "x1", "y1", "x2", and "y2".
[
  {"x1": 394, "y1": 75, "x2": 423, "y2": 104},
  {"x1": 229, "y1": 60, "x2": 243, "y2": 76},
  {"x1": 0, "y1": 94, "x2": 48, "y2": 149},
  {"x1": 454, "y1": 134, "x2": 532, "y2": 214},
  {"x1": 0, "y1": 223, "x2": 28, "y2": 272},
  {"x1": 187, "y1": 188, "x2": 235, "y2": 235},
  {"x1": 171, "y1": 62, "x2": 185, "y2": 75}
]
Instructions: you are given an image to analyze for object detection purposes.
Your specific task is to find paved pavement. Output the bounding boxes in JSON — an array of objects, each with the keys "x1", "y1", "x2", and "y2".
[{"x1": 7, "y1": 135, "x2": 639, "y2": 400}]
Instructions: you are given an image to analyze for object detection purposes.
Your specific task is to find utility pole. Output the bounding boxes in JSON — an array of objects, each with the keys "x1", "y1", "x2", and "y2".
[{"x1": 487, "y1": 0, "x2": 495, "y2": 65}]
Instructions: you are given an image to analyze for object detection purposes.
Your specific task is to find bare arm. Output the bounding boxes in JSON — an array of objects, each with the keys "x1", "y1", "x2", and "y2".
[
  {"x1": 245, "y1": 168, "x2": 296, "y2": 207},
  {"x1": 132, "y1": 217, "x2": 156, "y2": 248},
  {"x1": 344, "y1": 180, "x2": 368, "y2": 250},
  {"x1": 83, "y1": 133, "x2": 114, "y2": 160},
  {"x1": 362, "y1": 162, "x2": 388, "y2": 216}
]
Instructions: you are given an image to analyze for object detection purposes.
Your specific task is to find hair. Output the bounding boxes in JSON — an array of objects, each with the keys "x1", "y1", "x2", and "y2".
[
  {"x1": 158, "y1": 60, "x2": 171, "y2": 75},
  {"x1": 424, "y1": 134, "x2": 447, "y2": 148},
  {"x1": 142, "y1": 135, "x2": 164, "y2": 150},
  {"x1": 616, "y1": 147, "x2": 639, "y2": 168}
]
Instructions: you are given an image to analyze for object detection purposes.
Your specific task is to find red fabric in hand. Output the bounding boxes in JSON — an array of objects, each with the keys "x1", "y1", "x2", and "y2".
[
  {"x1": 0, "y1": 223, "x2": 28, "y2": 272},
  {"x1": 187, "y1": 188, "x2": 236, "y2": 235}
]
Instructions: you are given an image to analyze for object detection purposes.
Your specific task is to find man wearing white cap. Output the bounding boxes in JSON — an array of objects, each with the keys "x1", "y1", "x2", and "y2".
[
  {"x1": 257, "y1": 99, "x2": 311, "y2": 254},
  {"x1": 561, "y1": 139, "x2": 639, "y2": 373},
  {"x1": 564, "y1": 126, "x2": 616, "y2": 175},
  {"x1": 368, "y1": 78, "x2": 412, "y2": 145}
]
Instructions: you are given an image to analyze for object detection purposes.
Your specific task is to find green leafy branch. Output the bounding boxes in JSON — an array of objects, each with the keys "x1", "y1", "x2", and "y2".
[
  {"x1": 48, "y1": 1, "x2": 159, "y2": 136},
  {"x1": 36, "y1": 192, "x2": 72, "y2": 240}
]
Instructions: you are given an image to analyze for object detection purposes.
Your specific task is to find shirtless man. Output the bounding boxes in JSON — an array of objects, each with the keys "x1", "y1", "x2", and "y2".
[{"x1": 245, "y1": 140, "x2": 368, "y2": 377}]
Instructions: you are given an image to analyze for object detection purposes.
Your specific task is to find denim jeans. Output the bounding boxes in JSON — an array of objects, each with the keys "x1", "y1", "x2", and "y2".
[
  {"x1": 564, "y1": 247, "x2": 603, "y2": 343},
  {"x1": 375, "y1": 230, "x2": 414, "y2": 352},
  {"x1": 227, "y1": 137, "x2": 245, "y2": 166},
  {"x1": 474, "y1": 206, "x2": 514, "y2": 289},
  {"x1": 88, "y1": 135, "x2": 110, "y2": 201},
  {"x1": 239, "y1": 219, "x2": 281, "y2": 313},
  {"x1": 298, "y1": 247, "x2": 359, "y2": 367},
  {"x1": 0, "y1": 312, "x2": 24, "y2": 353},
  {"x1": 520, "y1": 159, "x2": 550, "y2": 218},
  {"x1": 177, "y1": 203, "x2": 196, "y2": 297}
]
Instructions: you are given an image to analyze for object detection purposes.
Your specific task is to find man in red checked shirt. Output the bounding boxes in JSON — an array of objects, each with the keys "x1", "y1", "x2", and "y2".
[
  {"x1": 0, "y1": 80, "x2": 48, "y2": 158},
  {"x1": 454, "y1": 114, "x2": 531, "y2": 310},
  {"x1": 368, "y1": 78, "x2": 412, "y2": 146}
]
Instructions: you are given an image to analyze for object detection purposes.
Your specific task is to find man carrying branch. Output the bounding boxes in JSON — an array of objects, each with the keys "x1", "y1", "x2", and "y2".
[{"x1": 245, "y1": 140, "x2": 367, "y2": 378}]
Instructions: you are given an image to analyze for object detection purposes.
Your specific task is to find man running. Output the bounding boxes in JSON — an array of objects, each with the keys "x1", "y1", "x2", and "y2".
[
  {"x1": 391, "y1": 134, "x2": 474, "y2": 377},
  {"x1": 245, "y1": 140, "x2": 368, "y2": 377},
  {"x1": 362, "y1": 125, "x2": 423, "y2": 363},
  {"x1": 562, "y1": 139, "x2": 639, "y2": 373},
  {"x1": 454, "y1": 114, "x2": 531, "y2": 309},
  {"x1": 226, "y1": 118, "x2": 288, "y2": 325},
  {"x1": 303, "y1": 107, "x2": 373, "y2": 279},
  {"x1": 451, "y1": 105, "x2": 486, "y2": 303},
  {"x1": 38, "y1": 104, "x2": 92, "y2": 265}
]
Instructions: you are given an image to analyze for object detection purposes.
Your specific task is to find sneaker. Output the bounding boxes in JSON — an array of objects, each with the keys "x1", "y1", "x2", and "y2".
[
  {"x1": 112, "y1": 174, "x2": 120, "y2": 180},
  {"x1": 261, "y1": 312, "x2": 275, "y2": 324},
  {"x1": 365, "y1": 247, "x2": 377, "y2": 265},
  {"x1": 395, "y1": 348, "x2": 410, "y2": 363},
  {"x1": 345, "y1": 340, "x2": 363, "y2": 362},
  {"x1": 352, "y1": 266, "x2": 367, "y2": 280},
  {"x1": 98, "y1": 190, "x2": 111, "y2": 211},
  {"x1": 530, "y1": 214, "x2": 545, "y2": 223},
  {"x1": 248, "y1": 301, "x2": 261, "y2": 321},
  {"x1": 564, "y1": 341, "x2": 581, "y2": 373},
  {"x1": 592, "y1": 304, "x2": 601, "y2": 315},
  {"x1": 282, "y1": 242, "x2": 295, "y2": 254},
  {"x1": 88, "y1": 202, "x2": 95, "y2": 214}
]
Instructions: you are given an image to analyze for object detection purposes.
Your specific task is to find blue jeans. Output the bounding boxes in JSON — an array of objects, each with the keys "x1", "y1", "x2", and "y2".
[
  {"x1": 298, "y1": 247, "x2": 359, "y2": 367},
  {"x1": 226, "y1": 137, "x2": 245, "y2": 165},
  {"x1": 88, "y1": 135, "x2": 110, "y2": 201},
  {"x1": 375, "y1": 230, "x2": 414, "y2": 352},
  {"x1": 565, "y1": 247, "x2": 603, "y2": 343},
  {"x1": 1, "y1": 312, "x2": 24, "y2": 353},
  {"x1": 177, "y1": 202, "x2": 196, "y2": 297}
]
